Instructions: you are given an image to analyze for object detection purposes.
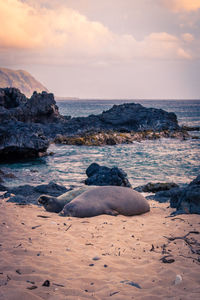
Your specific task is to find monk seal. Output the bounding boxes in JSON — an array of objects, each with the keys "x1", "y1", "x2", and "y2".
[
  {"x1": 38, "y1": 186, "x2": 95, "y2": 213},
  {"x1": 59, "y1": 186, "x2": 150, "y2": 217}
]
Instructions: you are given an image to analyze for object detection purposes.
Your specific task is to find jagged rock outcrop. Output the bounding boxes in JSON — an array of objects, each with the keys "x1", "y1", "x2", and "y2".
[
  {"x1": 0, "y1": 88, "x2": 62, "y2": 160},
  {"x1": 0, "y1": 88, "x2": 61, "y2": 123},
  {"x1": 85, "y1": 163, "x2": 132, "y2": 187},
  {"x1": 22, "y1": 91, "x2": 61, "y2": 123}
]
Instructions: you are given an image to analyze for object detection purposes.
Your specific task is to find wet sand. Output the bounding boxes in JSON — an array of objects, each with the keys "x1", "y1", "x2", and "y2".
[{"x1": 0, "y1": 198, "x2": 200, "y2": 300}]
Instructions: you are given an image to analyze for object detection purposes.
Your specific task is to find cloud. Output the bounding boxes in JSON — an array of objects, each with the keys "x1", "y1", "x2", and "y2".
[
  {"x1": 182, "y1": 33, "x2": 194, "y2": 42},
  {"x1": 0, "y1": 0, "x2": 112, "y2": 49},
  {"x1": 0, "y1": 0, "x2": 120, "y2": 53},
  {"x1": 0, "y1": 0, "x2": 192, "y2": 65},
  {"x1": 162, "y1": 0, "x2": 200, "y2": 12},
  {"x1": 141, "y1": 32, "x2": 191, "y2": 59}
]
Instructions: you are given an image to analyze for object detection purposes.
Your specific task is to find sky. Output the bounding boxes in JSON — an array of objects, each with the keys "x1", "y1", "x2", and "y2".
[{"x1": 0, "y1": 0, "x2": 200, "y2": 99}]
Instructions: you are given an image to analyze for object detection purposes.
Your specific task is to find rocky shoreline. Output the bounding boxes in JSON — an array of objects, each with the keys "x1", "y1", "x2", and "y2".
[
  {"x1": 0, "y1": 88, "x2": 193, "y2": 161},
  {"x1": 0, "y1": 160, "x2": 199, "y2": 215}
]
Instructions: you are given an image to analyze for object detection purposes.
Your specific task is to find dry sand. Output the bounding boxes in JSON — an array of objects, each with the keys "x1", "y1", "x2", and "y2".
[{"x1": 0, "y1": 198, "x2": 200, "y2": 300}]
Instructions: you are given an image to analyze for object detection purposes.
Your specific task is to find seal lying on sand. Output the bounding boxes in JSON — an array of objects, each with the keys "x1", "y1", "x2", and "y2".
[
  {"x1": 59, "y1": 186, "x2": 150, "y2": 217},
  {"x1": 38, "y1": 186, "x2": 94, "y2": 213}
]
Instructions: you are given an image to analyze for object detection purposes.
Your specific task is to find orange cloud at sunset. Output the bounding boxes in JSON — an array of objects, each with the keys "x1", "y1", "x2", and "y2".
[
  {"x1": 0, "y1": 0, "x2": 193, "y2": 64},
  {"x1": 0, "y1": 0, "x2": 111, "y2": 49},
  {"x1": 162, "y1": 0, "x2": 200, "y2": 12}
]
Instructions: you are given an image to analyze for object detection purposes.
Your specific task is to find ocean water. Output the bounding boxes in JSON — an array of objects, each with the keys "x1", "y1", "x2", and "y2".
[{"x1": 1, "y1": 100, "x2": 200, "y2": 189}]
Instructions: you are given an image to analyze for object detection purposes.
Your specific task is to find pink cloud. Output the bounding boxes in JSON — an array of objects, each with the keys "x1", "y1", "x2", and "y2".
[{"x1": 162, "y1": 0, "x2": 200, "y2": 12}]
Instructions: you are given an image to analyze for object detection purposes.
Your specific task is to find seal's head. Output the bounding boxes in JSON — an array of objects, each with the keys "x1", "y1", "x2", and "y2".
[
  {"x1": 38, "y1": 195, "x2": 63, "y2": 213},
  {"x1": 59, "y1": 202, "x2": 80, "y2": 217}
]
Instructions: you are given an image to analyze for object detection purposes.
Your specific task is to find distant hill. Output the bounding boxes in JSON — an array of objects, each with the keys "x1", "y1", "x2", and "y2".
[{"x1": 0, "y1": 67, "x2": 48, "y2": 97}]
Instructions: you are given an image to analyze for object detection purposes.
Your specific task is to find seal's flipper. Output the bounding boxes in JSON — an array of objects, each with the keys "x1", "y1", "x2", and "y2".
[{"x1": 104, "y1": 209, "x2": 119, "y2": 216}]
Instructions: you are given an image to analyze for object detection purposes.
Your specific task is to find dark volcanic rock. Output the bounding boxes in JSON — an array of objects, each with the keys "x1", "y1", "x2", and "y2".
[
  {"x1": 189, "y1": 174, "x2": 200, "y2": 186},
  {"x1": 0, "y1": 88, "x2": 62, "y2": 161},
  {"x1": 0, "y1": 88, "x2": 61, "y2": 123},
  {"x1": 0, "y1": 88, "x2": 180, "y2": 134},
  {"x1": 5, "y1": 181, "x2": 68, "y2": 204},
  {"x1": 7, "y1": 195, "x2": 28, "y2": 205},
  {"x1": 59, "y1": 102, "x2": 180, "y2": 137},
  {"x1": 149, "y1": 175, "x2": 200, "y2": 213},
  {"x1": 134, "y1": 182, "x2": 179, "y2": 193},
  {"x1": 85, "y1": 163, "x2": 132, "y2": 187},
  {"x1": 170, "y1": 175, "x2": 200, "y2": 214},
  {"x1": 0, "y1": 121, "x2": 49, "y2": 161},
  {"x1": 0, "y1": 87, "x2": 26, "y2": 109},
  {"x1": 34, "y1": 181, "x2": 68, "y2": 196},
  {"x1": 0, "y1": 87, "x2": 186, "y2": 162},
  {"x1": 21, "y1": 91, "x2": 60, "y2": 123},
  {"x1": 0, "y1": 184, "x2": 7, "y2": 191},
  {"x1": 52, "y1": 102, "x2": 186, "y2": 145},
  {"x1": 152, "y1": 187, "x2": 181, "y2": 203},
  {"x1": 99, "y1": 103, "x2": 179, "y2": 132}
]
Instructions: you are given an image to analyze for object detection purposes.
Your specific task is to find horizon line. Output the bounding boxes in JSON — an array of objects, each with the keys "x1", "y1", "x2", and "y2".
[{"x1": 55, "y1": 96, "x2": 200, "y2": 101}]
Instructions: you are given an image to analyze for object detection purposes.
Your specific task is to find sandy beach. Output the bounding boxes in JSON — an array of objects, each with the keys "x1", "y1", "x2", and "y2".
[{"x1": 0, "y1": 198, "x2": 199, "y2": 300}]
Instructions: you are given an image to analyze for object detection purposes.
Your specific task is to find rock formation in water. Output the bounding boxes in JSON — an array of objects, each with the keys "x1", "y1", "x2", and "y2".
[
  {"x1": 0, "y1": 87, "x2": 189, "y2": 161},
  {"x1": 54, "y1": 103, "x2": 189, "y2": 145},
  {"x1": 60, "y1": 102, "x2": 180, "y2": 134}
]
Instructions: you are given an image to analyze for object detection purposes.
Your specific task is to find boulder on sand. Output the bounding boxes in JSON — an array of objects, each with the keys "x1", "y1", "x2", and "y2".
[
  {"x1": 134, "y1": 182, "x2": 179, "y2": 193},
  {"x1": 146, "y1": 175, "x2": 200, "y2": 214},
  {"x1": 85, "y1": 163, "x2": 132, "y2": 187},
  {"x1": 5, "y1": 181, "x2": 68, "y2": 204},
  {"x1": 170, "y1": 175, "x2": 200, "y2": 214}
]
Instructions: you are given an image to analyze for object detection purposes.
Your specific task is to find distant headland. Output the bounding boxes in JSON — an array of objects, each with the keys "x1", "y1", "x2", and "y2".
[{"x1": 0, "y1": 67, "x2": 48, "y2": 97}]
